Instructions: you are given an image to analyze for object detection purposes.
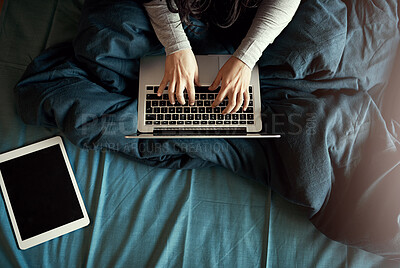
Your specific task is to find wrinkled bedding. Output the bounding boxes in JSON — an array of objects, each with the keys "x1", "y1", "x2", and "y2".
[{"x1": 15, "y1": 0, "x2": 400, "y2": 258}]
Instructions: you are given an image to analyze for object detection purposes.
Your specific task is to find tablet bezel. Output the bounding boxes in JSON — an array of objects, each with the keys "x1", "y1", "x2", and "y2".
[{"x1": 0, "y1": 136, "x2": 90, "y2": 250}]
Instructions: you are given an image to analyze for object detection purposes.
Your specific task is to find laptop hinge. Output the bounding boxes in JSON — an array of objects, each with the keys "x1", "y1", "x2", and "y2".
[{"x1": 153, "y1": 127, "x2": 247, "y2": 136}]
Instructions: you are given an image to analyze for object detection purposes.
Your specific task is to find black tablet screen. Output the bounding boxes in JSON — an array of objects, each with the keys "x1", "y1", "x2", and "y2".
[{"x1": 0, "y1": 145, "x2": 84, "y2": 240}]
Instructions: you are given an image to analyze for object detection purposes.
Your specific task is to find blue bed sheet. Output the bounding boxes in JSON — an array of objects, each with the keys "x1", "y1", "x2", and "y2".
[{"x1": 1, "y1": 0, "x2": 399, "y2": 266}]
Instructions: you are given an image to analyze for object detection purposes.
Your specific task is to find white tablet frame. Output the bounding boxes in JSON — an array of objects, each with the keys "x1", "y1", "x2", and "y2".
[{"x1": 0, "y1": 136, "x2": 90, "y2": 250}]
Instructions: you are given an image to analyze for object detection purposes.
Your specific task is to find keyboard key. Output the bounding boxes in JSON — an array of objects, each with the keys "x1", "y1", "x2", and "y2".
[
  {"x1": 165, "y1": 114, "x2": 171, "y2": 120},
  {"x1": 167, "y1": 102, "x2": 174, "y2": 106},
  {"x1": 200, "y1": 94, "x2": 207, "y2": 100},
  {"x1": 195, "y1": 86, "x2": 211, "y2": 93},
  {"x1": 245, "y1": 107, "x2": 253, "y2": 113},
  {"x1": 191, "y1": 107, "x2": 197, "y2": 113},
  {"x1": 240, "y1": 121, "x2": 246, "y2": 124},
  {"x1": 204, "y1": 101, "x2": 211, "y2": 106},
  {"x1": 206, "y1": 107, "x2": 212, "y2": 113},
  {"x1": 232, "y1": 114, "x2": 239, "y2": 120},
  {"x1": 199, "y1": 107, "x2": 205, "y2": 113},
  {"x1": 195, "y1": 114, "x2": 201, "y2": 120},
  {"x1": 147, "y1": 94, "x2": 160, "y2": 99},
  {"x1": 163, "y1": 94, "x2": 169, "y2": 100},
  {"x1": 208, "y1": 94, "x2": 214, "y2": 100},
  {"x1": 146, "y1": 86, "x2": 153, "y2": 91},
  {"x1": 217, "y1": 114, "x2": 224, "y2": 120},
  {"x1": 146, "y1": 107, "x2": 152, "y2": 113},
  {"x1": 214, "y1": 107, "x2": 220, "y2": 113},
  {"x1": 209, "y1": 121, "x2": 215, "y2": 124},
  {"x1": 162, "y1": 121, "x2": 168, "y2": 125},
  {"x1": 154, "y1": 86, "x2": 159, "y2": 93},
  {"x1": 145, "y1": 121, "x2": 152, "y2": 125},
  {"x1": 232, "y1": 121, "x2": 239, "y2": 124},
  {"x1": 161, "y1": 107, "x2": 167, "y2": 113},
  {"x1": 195, "y1": 94, "x2": 199, "y2": 100},
  {"x1": 180, "y1": 114, "x2": 186, "y2": 120},
  {"x1": 216, "y1": 121, "x2": 223, "y2": 125},
  {"x1": 197, "y1": 100, "x2": 203, "y2": 106},
  {"x1": 225, "y1": 114, "x2": 231, "y2": 120},
  {"x1": 201, "y1": 121, "x2": 207, "y2": 125},
  {"x1": 202, "y1": 114, "x2": 209, "y2": 120},
  {"x1": 188, "y1": 114, "x2": 194, "y2": 120},
  {"x1": 185, "y1": 121, "x2": 192, "y2": 125},
  {"x1": 247, "y1": 114, "x2": 254, "y2": 120},
  {"x1": 184, "y1": 107, "x2": 190, "y2": 113},
  {"x1": 249, "y1": 86, "x2": 252, "y2": 93},
  {"x1": 240, "y1": 114, "x2": 246, "y2": 120},
  {"x1": 169, "y1": 121, "x2": 176, "y2": 125},
  {"x1": 152, "y1": 101, "x2": 158, "y2": 106},
  {"x1": 157, "y1": 114, "x2": 163, "y2": 120},
  {"x1": 193, "y1": 121, "x2": 200, "y2": 125},
  {"x1": 248, "y1": 121, "x2": 254, "y2": 124},
  {"x1": 146, "y1": 114, "x2": 156, "y2": 120},
  {"x1": 210, "y1": 114, "x2": 216, "y2": 120},
  {"x1": 178, "y1": 121, "x2": 184, "y2": 125},
  {"x1": 249, "y1": 94, "x2": 253, "y2": 99},
  {"x1": 176, "y1": 107, "x2": 182, "y2": 113},
  {"x1": 146, "y1": 101, "x2": 151, "y2": 108},
  {"x1": 169, "y1": 107, "x2": 175, "y2": 113},
  {"x1": 154, "y1": 121, "x2": 160, "y2": 125},
  {"x1": 160, "y1": 101, "x2": 166, "y2": 106},
  {"x1": 154, "y1": 107, "x2": 160, "y2": 113},
  {"x1": 249, "y1": 101, "x2": 253, "y2": 107},
  {"x1": 224, "y1": 121, "x2": 231, "y2": 124},
  {"x1": 172, "y1": 114, "x2": 179, "y2": 120}
]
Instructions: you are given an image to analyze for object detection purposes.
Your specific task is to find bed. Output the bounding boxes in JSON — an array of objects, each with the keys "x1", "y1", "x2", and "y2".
[{"x1": 1, "y1": 0, "x2": 400, "y2": 267}]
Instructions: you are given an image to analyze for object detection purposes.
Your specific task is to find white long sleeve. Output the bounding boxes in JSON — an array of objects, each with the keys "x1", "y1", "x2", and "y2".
[
  {"x1": 233, "y1": 0, "x2": 301, "y2": 68},
  {"x1": 143, "y1": 0, "x2": 191, "y2": 55},
  {"x1": 143, "y1": 0, "x2": 301, "y2": 68}
]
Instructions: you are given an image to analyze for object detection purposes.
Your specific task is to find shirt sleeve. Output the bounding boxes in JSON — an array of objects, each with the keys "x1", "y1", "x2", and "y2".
[
  {"x1": 143, "y1": 0, "x2": 192, "y2": 55},
  {"x1": 233, "y1": 0, "x2": 301, "y2": 69}
]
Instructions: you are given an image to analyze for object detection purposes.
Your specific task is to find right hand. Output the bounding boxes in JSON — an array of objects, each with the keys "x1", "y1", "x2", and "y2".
[{"x1": 157, "y1": 49, "x2": 199, "y2": 105}]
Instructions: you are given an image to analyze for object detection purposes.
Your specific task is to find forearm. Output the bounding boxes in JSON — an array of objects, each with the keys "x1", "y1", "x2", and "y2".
[
  {"x1": 143, "y1": 0, "x2": 191, "y2": 55},
  {"x1": 233, "y1": 0, "x2": 301, "y2": 69}
]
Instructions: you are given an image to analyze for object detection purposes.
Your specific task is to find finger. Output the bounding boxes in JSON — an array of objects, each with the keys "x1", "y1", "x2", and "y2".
[
  {"x1": 243, "y1": 88, "x2": 250, "y2": 111},
  {"x1": 168, "y1": 80, "x2": 176, "y2": 104},
  {"x1": 231, "y1": 91, "x2": 244, "y2": 114},
  {"x1": 187, "y1": 80, "x2": 195, "y2": 106},
  {"x1": 212, "y1": 86, "x2": 228, "y2": 108},
  {"x1": 209, "y1": 72, "x2": 222, "y2": 91},
  {"x1": 158, "y1": 77, "x2": 168, "y2": 96},
  {"x1": 194, "y1": 71, "x2": 200, "y2": 87},
  {"x1": 176, "y1": 82, "x2": 185, "y2": 105},
  {"x1": 222, "y1": 90, "x2": 237, "y2": 114}
]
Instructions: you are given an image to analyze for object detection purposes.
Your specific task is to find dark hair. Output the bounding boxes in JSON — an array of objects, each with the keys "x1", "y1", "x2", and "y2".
[{"x1": 142, "y1": 0, "x2": 262, "y2": 28}]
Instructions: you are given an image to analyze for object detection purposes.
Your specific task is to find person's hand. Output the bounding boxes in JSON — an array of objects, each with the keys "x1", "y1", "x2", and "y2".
[
  {"x1": 157, "y1": 49, "x2": 199, "y2": 105},
  {"x1": 209, "y1": 56, "x2": 251, "y2": 114}
]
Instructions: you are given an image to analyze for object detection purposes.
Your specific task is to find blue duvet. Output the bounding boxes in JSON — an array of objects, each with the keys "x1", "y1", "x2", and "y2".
[{"x1": 15, "y1": 0, "x2": 400, "y2": 258}]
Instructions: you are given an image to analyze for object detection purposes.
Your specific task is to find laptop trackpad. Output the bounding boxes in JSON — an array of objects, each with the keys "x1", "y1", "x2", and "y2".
[{"x1": 196, "y1": 56, "x2": 219, "y2": 86}]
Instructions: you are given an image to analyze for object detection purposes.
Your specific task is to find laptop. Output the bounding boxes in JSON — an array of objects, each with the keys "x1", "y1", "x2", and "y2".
[{"x1": 125, "y1": 55, "x2": 280, "y2": 138}]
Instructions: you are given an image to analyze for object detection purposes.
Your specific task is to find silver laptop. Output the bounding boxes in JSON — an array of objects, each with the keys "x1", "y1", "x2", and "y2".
[{"x1": 125, "y1": 55, "x2": 280, "y2": 138}]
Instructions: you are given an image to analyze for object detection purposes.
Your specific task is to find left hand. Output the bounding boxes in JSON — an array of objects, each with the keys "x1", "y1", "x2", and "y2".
[{"x1": 208, "y1": 56, "x2": 251, "y2": 114}]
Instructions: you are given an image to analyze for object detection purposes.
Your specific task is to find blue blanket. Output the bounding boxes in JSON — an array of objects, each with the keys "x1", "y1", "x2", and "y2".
[{"x1": 15, "y1": 0, "x2": 400, "y2": 258}]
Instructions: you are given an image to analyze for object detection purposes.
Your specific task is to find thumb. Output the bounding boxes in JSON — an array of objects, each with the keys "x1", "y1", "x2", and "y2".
[
  {"x1": 209, "y1": 72, "x2": 221, "y2": 91},
  {"x1": 194, "y1": 71, "x2": 200, "y2": 86}
]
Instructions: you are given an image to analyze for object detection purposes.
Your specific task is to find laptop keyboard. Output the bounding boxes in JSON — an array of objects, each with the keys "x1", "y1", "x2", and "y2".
[{"x1": 144, "y1": 86, "x2": 255, "y2": 126}]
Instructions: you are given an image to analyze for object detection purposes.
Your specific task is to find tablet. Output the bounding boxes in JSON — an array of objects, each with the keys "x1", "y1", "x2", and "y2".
[{"x1": 0, "y1": 136, "x2": 90, "y2": 250}]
